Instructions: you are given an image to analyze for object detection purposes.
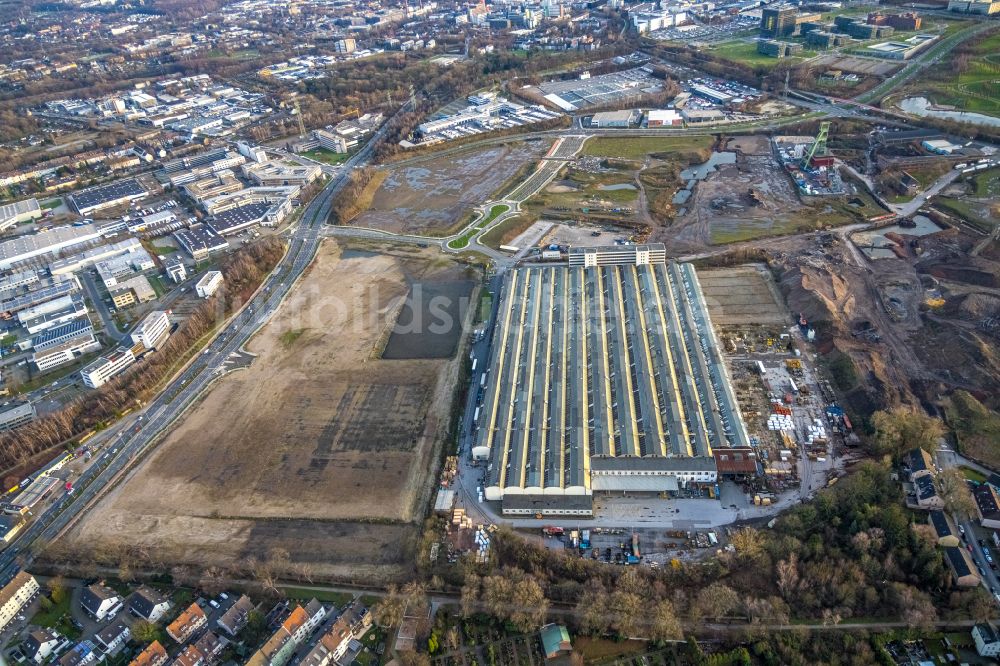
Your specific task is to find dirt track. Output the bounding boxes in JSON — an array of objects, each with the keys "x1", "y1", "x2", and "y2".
[{"x1": 63, "y1": 242, "x2": 470, "y2": 580}]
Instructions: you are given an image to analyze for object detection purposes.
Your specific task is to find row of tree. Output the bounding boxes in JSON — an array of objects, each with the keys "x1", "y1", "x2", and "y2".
[{"x1": 0, "y1": 238, "x2": 285, "y2": 474}]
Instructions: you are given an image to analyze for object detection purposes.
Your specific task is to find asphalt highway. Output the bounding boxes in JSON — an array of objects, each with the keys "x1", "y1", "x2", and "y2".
[{"x1": 0, "y1": 104, "x2": 408, "y2": 585}]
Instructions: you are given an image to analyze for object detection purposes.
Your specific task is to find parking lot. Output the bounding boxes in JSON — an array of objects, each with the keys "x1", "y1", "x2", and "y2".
[{"x1": 532, "y1": 68, "x2": 664, "y2": 111}]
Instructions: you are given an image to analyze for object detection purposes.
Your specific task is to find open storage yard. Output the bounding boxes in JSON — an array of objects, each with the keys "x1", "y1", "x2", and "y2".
[
  {"x1": 62, "y1": 242, "x2": 472, "y2": 581},
  {"x1": 696, "y1": 265, "x2": 788, "y2": 326},
  {"x1": 352, "y1": 142, "x2": 546, "y2": 236}
]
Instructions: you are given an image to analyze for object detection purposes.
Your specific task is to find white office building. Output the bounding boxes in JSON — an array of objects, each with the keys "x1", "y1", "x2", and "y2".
[
  {"x1": 166, "y1": 260, "x2": 186, "y2": 284},
  {"x1": 196, "y1": 271, "x2": 223, "y2": 298},
  {"x1": 81, "y1": 348, "x2": 136, "y2": 389},
  {"x1": 131, "y1": 310, "x2": 170, "y2": 350}
]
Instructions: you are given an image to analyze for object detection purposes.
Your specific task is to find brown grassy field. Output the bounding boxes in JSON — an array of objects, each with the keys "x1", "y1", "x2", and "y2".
[
  {"x1": 353, "y1": 142, "x2": 546, "y2": 236},
  {"x1": 62, "y1": 242, "x2": 473, "y2": 581}
]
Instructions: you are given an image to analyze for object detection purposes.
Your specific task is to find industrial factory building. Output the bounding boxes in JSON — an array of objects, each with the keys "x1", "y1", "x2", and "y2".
[{"x1": 475, "y1": 245, "x2": 750, "y2": 516}]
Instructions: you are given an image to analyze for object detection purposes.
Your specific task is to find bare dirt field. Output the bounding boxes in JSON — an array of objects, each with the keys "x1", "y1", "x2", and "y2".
[
  {"x1": 353, "y1": 142, "x2": 546, "y2": 236},
  {"x1": 696, "y1": 265, "x2": 788, "y2": 326},
  {"x1": 62, "y1": 242, "x2": 474, "y2": 581}
]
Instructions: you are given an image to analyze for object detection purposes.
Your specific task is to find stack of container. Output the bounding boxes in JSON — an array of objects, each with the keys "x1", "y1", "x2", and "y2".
[
  {"x1": 767, "y1": 412, "x2": 794, "y2": 431},
  {"x1": 805, "y1": 417, "x2": 827, "y2": 445},
  {"x1": 475, "y1": 527, "x2": 491, "y2": 563}
]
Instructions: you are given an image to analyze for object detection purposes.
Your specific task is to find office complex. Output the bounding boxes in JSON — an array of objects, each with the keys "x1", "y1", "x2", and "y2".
[
  {"x1": 31, "y1": 319, "x2": 101, "y2": 371},
  {"x1": 0, "y1": 402, "x2": 36, "y2": 432},
  {"x1": 475, "y1": 248, "x2": 749, "y2": 516},
  {"x1": 81, "y1": 348, "x2": 136, "y2": 389},
  {"x1": 132, "y1": 310, "x2": 171, "y2": 350},
  {"x1": 760, "y1": 6, "x2": 797, "y2": 38}
]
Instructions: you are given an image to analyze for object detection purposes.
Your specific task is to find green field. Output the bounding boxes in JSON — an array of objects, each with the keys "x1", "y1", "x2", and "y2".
[
  {"x1": 912, "y1": 29, "x2": 1000, "y2": 119},
  {"x1": 280, "y1": 586, "x2": 353, "y2": 605},
  {"x1": 479, "y1": 216, "x2": 532, "y2": 250},
  {"x1": 447, "y1": 204, "x2": 509, "y2": 250},
  {"x1": 581, "y1": 135, "x2": 714, "y2": 160},
  {"x1": 970, "y1": 167, "x2": 1000, "y2": 197},
  {"x1": 300, "y1": 148, "x2": 349, "y2": 165},
  {"x1": 709, "y1": 40, "x2": 814, "y2": 69}
]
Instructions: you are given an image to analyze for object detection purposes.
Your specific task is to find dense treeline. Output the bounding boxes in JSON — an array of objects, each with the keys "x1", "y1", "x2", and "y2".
[
  {"x1": 327, "y1": 167, "x2": 380, "y2": 225},
  {"x1": 482, "y1": 460, "x2": 990, "y2": 638},
  {"x1": 303, "y1": 47, "x2": 627, "y2": 122},
  {"x1": 0, "y1": 238, "x2": 285, "y2": 474}
]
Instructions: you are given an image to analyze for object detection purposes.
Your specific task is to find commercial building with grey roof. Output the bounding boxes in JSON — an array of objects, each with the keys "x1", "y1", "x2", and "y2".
[{"x1": 477, "y1": 255, "x2": 749, "y2": 515}]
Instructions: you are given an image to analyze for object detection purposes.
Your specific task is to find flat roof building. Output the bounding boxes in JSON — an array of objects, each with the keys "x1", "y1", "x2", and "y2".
[
  {"x1": 477, "y1": 259, "x2": 749, "y2": 514},
  {"x1": 132, "y1": 310, "x2": 170, "y2": 350},
  {"x1": 567, "y1": 243, "x2": 666, "y2": 268},
  {"x1": 68, "y1": 178, "x2": 147, "y2": 216},
  {"x1": 196, "y1": 271, "x2": 223, "y2": 298},
  {"x1": 173, "y1": 224, "x2": 229, "y2": 261},
  {"x1": 81, "y1": 348, "x2": 136, "y2": 389},
  {"x1": 0, "y1": 198, "x2": 43, "y2": 232},
  {"x1": 110, "y1": 275, "x2": 156, "y2": 307},
  {"x1": 0, "y1": 225, "x2": 102, "y2": 271},
  {"x1": 242, "y1": 161, "x2": 320, "y2": 187},
  {"x1": 0, "y1": 402, "x2": 36, "y2": 432}
]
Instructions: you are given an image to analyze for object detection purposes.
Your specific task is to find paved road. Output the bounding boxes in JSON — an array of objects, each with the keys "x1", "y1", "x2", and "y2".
[
  {"x1": 79, "y1": 271, "x2": 127, "y2": 342},
  {"x1": 0, "y1": 103, "x2": 411, "y2": 585},
  {"x1": 858, "y1": 21, "x2": 996, "y2": 106},
  {"x1": 937, "y1": 444, "x2": 1000, "y2": 600}
]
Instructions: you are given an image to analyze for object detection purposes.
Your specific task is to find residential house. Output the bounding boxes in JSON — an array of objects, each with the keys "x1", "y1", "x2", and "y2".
[
  {"x1": 58, "y1": 641, "x2": 97, "y2": 666},
  {"x1": 300, "y1": 601, "x2": 371, "y2": 666},
  {"x1": 130, "y1": 641, "x2": 169, "y2": 666},
  {"x1": 23, "y1": 628, "x2": 63, "y2": 664},
  {"x1": 974, "y1": 483, "x2": 1000, "y2": 529},
  {"x1": 928, "y1": 510, "x2": 961, "y2": 547},
  {"x1": 172, "y1": 644, "x2": 204, "y2": 666},
  {"x1": 216, "y1": 594, "x2": 254, "y2": 637},
  {"x1": 95, "y1": 620, "x2": 131, "y2": 652},
  {"x1": 914, "y1": 474, "x2": 944, "y2": 510},
  {"x1": 246, "y1": 600, "x2": 326, "y2": 666},
  {"x1": 905, "y1": 448, "x2": 935, "y2": 482},
  {"x1": 0, "y1": 571, "x2": 39, "y2": 633},
  {"x1": 167, "y1": 603, "x2": 208, "y2": 644},
  {"x1": 130, "y1": 586, "x2": 172, "y2": 623},
  {"x1": 539, "y1": 624, "x2": 572, "y2": 659},
  {"x1": 973, "y1": 622, "x2": 1000, "y2": 658},
  {"x1": 945, "y1": 546, "x2": 981, "y2": 587},
  {"x1": 80, "y1": 582, "x2": 121, "y2": 620},
  {"x1": 193, "y1": 631, "x2": 226, "y2": 664}
]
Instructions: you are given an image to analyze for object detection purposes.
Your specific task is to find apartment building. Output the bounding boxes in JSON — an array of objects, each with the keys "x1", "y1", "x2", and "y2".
[{"x1": 0, "y1": 572, "x2": 39, "y2": 633}]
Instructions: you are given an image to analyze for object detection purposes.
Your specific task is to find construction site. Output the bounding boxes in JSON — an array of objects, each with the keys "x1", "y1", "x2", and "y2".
[
  {"x1": 654, "y1": 130, "x2": 877, "y2": 250},
  {"x1": 62, "y1": 242, "x2": 475, "y2": 583},
  {"x1": 773, "y1": 122, "x2": 847, "y2": 197}
]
